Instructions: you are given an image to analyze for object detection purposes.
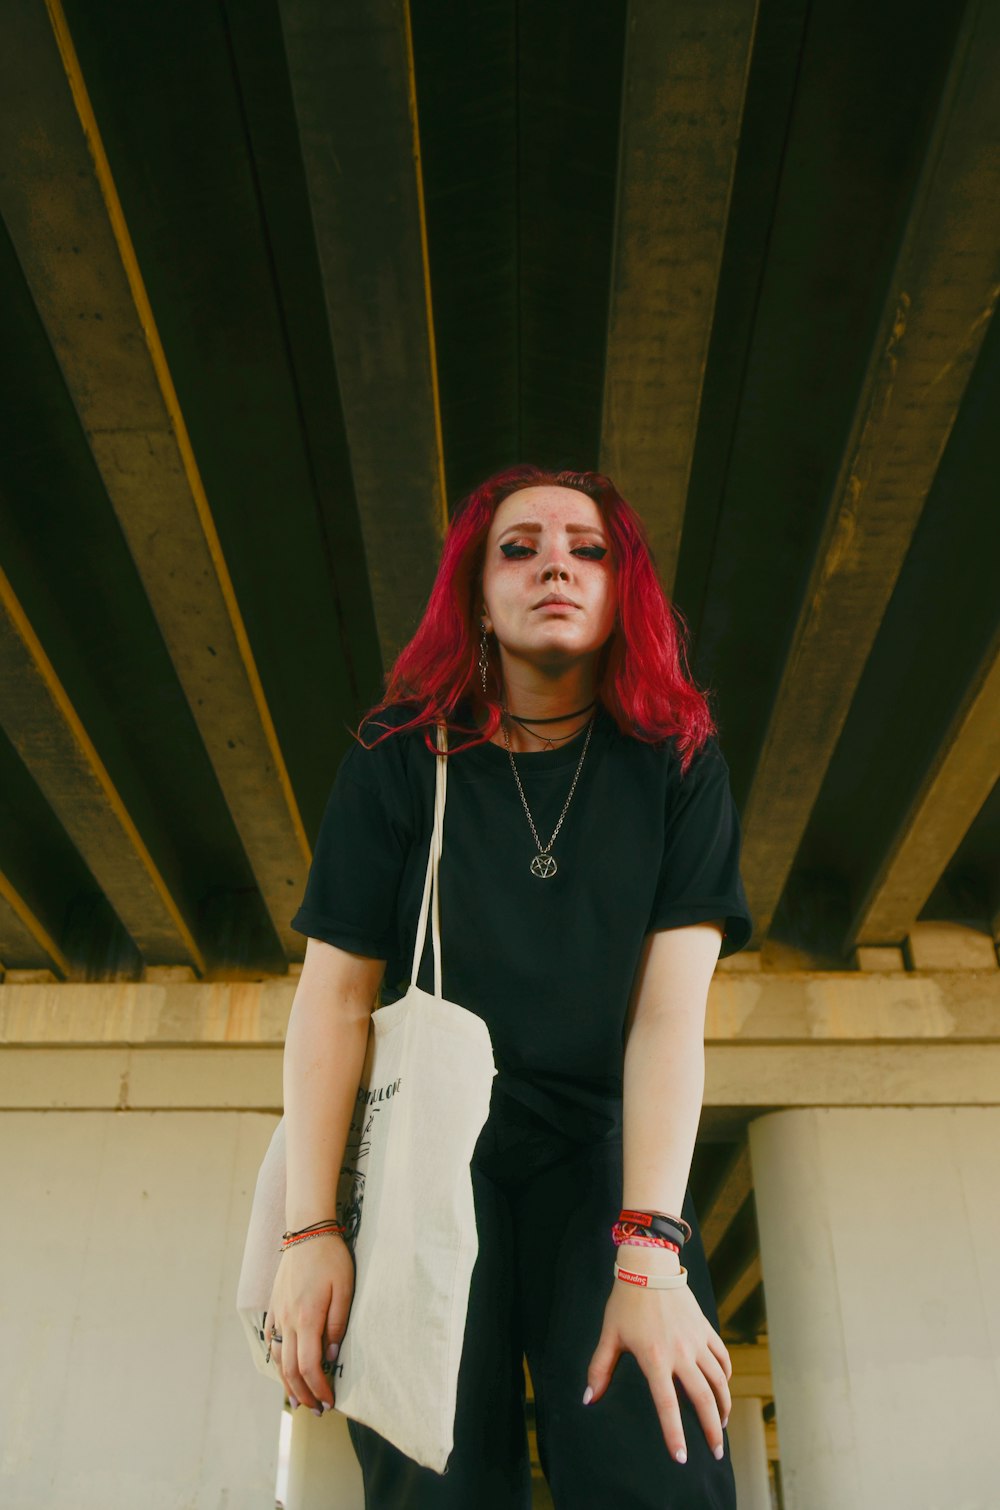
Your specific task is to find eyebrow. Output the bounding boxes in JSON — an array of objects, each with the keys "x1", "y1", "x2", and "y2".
[{"x1": 497, "y1": 520, "x2": 608, "y2": 541}]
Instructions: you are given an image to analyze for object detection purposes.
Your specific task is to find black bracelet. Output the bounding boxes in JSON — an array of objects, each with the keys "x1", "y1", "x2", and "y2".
[
  {"x1": 282, "y1": 1218, "x2": 341, "y2": 1239},
  {"x1": 619, "y1": 1208, "x2": 691, "y2": 1246}
]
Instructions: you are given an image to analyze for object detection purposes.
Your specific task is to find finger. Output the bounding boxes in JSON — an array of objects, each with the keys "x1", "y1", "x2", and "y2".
[
  {"x1": 271, "y1": 1339, "x2": 297, "y2": 1408},
  {"x1": 584, "y1": 1327, "x2": 622, "y2": 1405},
  {"x1": 697, "y1": 1349, "x2": 732, "y2": 1436},
  {"x1": 298, "y1": 1322, "x2": 335, "y2": 1413},
  {"x1": 263, "y1": 1310, "x2": 283, "y2": 1371},
  {"x1": 323, "y1": 1304, "x2": 348, "y2": 1387},
  {"x1": 642, "y1": 1361, "x2": 687, "y2": 1464},
  {"x1": 283, "y1": 1329, "x2": 319, "y2": 1412},
  {"x1": 676, "y1": 1358, "x2": 726, "y2": 1461},
  {"x1": 705, "y1": 1328, "x2": 733, "y2": 1381}
]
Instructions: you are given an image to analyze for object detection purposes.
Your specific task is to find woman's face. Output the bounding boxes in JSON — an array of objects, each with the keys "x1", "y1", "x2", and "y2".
[{"x1": 479, "y1": 486, "x2": 618, "y2": 675}]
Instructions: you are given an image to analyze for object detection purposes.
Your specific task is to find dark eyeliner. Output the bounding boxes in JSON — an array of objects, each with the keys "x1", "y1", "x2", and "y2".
[{"x1": 499, "y1": 542, "x2": 607, "y2": 559}]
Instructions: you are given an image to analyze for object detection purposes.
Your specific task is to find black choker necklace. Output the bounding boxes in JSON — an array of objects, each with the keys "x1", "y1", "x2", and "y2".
[
  {"x1": 502, "y1": 700, "x2": 596, "y2": 725},
  {"x1": 500, "y1": 702, "x2": 597, "y2": 752}
]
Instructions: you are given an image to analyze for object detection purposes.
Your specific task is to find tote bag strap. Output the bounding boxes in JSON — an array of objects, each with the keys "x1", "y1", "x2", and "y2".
[{"x1": 408, "y1": 720, "x2": 449, "y2": 996}]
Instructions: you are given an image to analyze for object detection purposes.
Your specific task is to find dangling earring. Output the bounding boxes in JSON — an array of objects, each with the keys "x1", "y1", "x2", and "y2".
[{"x1": 478, "y1": 622, "x2": 490, "y2": 696}]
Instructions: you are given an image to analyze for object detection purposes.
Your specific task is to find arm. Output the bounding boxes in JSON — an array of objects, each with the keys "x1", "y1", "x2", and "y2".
[
  {"x1": 283, "y1": 934, "x2": 386, "y2": 1228},
  {"x1": 584, "y1": 920, "x2": 733, "y2": 1468},
  {"x1": 618, "y1": 921, "x2": 724, "y2": 1273},
  {"x1": 269, "y1": 935, "x2": 386, "y2": 1413}
]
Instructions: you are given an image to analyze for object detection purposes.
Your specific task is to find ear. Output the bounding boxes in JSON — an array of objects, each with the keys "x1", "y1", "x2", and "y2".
[{"x1": 480, "y1": 609, "x2": 494, "y2": 637}]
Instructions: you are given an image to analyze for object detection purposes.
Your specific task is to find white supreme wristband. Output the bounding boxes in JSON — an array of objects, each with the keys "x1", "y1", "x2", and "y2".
[{"x1": 613, "y1": 1261, "x2": 689, "y2": 1289}]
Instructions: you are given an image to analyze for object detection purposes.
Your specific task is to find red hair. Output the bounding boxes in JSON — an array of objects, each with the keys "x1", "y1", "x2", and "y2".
[{"x1": 357, "y1": 465, "x2": 716, "y2": 773}]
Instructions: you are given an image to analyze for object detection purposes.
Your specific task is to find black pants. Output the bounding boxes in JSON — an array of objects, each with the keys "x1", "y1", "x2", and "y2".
[{"x1": 347, "y1": 1094, "x2": 737, "y2": 1509}]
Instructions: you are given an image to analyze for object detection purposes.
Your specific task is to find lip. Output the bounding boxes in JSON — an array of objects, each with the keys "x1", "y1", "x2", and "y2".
[{"x1": 533, "y1": 593, "x2": 579, "y2": 609}]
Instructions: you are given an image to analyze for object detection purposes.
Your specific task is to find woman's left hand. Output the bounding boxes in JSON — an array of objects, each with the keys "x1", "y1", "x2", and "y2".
[{"x1": 584, "y1": 1275, "x2": 733, "y2": 1465}]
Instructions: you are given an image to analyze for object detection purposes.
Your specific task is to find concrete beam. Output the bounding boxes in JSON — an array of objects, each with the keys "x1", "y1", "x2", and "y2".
[
  {"x1": 698, "y1": 1137, "x2": 753, "y2": 1259},
  {"x1": 5, "y1": 1039, "x2": 994, "y2": 1112},
  {"x1": 0, "y1": 0, "x2": 310, "y2": 961},
  {"x1": 905, "y1": 921, "x2": 998, "y2": 971},
  {"x1": 849, "y1": 630, "x2": 1000, "y2": 948},
  {"x1": 726, "y1": 1342, "x2": 772, "y2": 1399},
  {"x1": 278, "y1": 0, "x2": 447, "y2": 664},
  {"x1": 0, "y1": 872, "x2": 73, "y2": 977},
  {"x1": 0, "y1": 1045, "x2": 284, "y2": 1111},
  {"x1": 0, "y1": 977, "x2": 297, "y2": 1045},
  {"x1": 717, "y1": 1250, "x2": 763, "y2": 1331},
  {"x1": 599, "y1": 0, "x2": 758, "y2": 585},
  {"x1": 2, "y1": 968, "x2": 999, "y2": 1109},
  {"x1": 739, "y1": 0, "x2": 1000, "y2": 942},
  {"x1": 3, "y1": 967, "x2": 997, "y2": 1045},
  {"x1": 0, "y1": 568, "x2": 204, "y2": 972}
]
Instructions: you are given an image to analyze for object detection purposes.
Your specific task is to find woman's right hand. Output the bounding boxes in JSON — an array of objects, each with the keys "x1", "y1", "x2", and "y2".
[{"x1": 265, "y1": 1235, "x2": 355, "y2": 1413}]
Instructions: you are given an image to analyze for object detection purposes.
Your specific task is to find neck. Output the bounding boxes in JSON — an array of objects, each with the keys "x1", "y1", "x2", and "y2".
[{"x1": 488, "y1": 656, "x2": 599, "y2": 752}]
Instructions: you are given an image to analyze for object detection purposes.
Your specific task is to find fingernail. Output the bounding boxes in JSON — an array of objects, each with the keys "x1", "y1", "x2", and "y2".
[
  {"x1": 582, "y1": 1386, "x2": 593, "y2": 1405},
  {"x1": 326, "y1": 1342, "x2": 340, "y2": 1362},
  {"x1": 312, "y1": 1406, "x2": 323, "y2": 1417},
  {"x1": 675, "y1": 1448, "x2": 687, "y2": 1464},
  {"x1": 714, "y1": 1444, "x2": 724, "y2": 1460},
  {"x1": 722, "y1": 1414, "x2": 729, "y2": 1428},
  {"x1": 321, "y1": 1401, "x2": 333, "y2": 1412},
  {"x1": 288, "y1": 1394, "x2": 299, "y2": 1410}
]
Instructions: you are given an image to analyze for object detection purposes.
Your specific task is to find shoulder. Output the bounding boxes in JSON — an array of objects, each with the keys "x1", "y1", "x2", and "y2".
[
  {"x1": 665, "y1": 734, "x2": 734, "y2": 811},
  {"x1": 675, "y1": 731, "x2": 727, "y2": 778},
  {"x1": 342, "y1": 702, "x2": 434, "y2": 789},
  {"x1": 609, "y1": 718, "x2": 723, "y2": 776},
  {"x1": 611, "y1": 727, "x2": 733, "y2": 833},
  {"x1": 357, "y1": 700, "x2": 425, "y2": 742}
]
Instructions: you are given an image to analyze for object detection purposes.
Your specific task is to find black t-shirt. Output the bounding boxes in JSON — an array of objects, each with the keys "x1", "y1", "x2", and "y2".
[{"x1": 290, "y1": 699, "x2": 753, "y2": 1140}]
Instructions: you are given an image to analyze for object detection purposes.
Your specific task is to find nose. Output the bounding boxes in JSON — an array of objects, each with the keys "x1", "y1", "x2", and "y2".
[{"x1": 540, "y1": 556, "x2": 570, "y2": 582}]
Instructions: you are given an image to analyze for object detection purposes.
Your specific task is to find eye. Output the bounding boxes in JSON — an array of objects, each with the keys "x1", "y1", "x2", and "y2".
[{"x1": 498, "y1": 542, "x2": 608, "y2": 560}]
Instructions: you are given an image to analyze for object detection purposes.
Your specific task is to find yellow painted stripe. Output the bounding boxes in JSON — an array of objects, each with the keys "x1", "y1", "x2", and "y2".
[
  {"x1": 43, "y1": 0, "x2": 311, "y2": 865},
  {"x1": 0, "y1": 565, "x2": 207, "y2": 974},
  {"x1": 0, "y1": 869, "x2": 74, "y2": 980},
  {"x1": 403, "y1": 0, "x2": 449, "y2": 533}
]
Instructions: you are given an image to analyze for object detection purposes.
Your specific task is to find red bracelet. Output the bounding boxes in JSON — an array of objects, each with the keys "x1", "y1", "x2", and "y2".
[
  {"x1": 280, "y1": 1221, "x2": 345, "y2": 1252},
  {"x1": 618, "y1": 1207, "x2": 692, "y2": 1244},
  {"x1": 282, "y1": 1219, "x2": 344, "y2": 1239},
  {"x1": 611, "y1": 1220, "x2": 680, "y2": 1251}
]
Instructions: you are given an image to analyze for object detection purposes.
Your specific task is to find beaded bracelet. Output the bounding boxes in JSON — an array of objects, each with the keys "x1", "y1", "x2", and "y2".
[{"x1": 612, "y1": 1221, "x2": 680, "y2": 1252}]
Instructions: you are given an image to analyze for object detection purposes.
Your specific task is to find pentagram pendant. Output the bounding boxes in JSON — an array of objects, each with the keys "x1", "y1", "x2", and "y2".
[{"x1": 530, "y1": 853, "x2": 558, "y2": 878}]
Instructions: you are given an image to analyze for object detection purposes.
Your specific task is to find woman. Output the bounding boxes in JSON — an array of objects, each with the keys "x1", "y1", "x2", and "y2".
[{"x1": 266, "y1": 465, "x2": 753, "y2": 1508}]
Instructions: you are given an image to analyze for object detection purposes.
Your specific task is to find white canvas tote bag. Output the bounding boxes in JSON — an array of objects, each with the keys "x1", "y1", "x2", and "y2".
[{"x1": 236, "y1": 721, "x2": 498, "y2": 1474}]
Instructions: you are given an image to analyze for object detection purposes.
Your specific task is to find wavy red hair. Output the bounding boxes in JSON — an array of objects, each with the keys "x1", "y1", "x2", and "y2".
[{"x1": 357, "y1": 465, "x2": 716, "y2": 773}]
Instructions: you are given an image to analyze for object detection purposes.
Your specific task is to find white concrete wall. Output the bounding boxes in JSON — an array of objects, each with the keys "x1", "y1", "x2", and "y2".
[
  {"x1": 749, "y1": 1107, "x2": 1000, "y2": 1510},
  {"x1": 0, "y1": 1111, "x2": 284, "y2": 1509}
]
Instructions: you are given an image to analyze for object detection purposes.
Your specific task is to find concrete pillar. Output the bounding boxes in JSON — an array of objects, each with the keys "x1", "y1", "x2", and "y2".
[
  {"x1": 748, "y1": 1107, "x2": 1000, "y2": 1510},
  {"x1": 0, "y1": 1110, "x2": 283, "y2": 1508},
  {"x1": 727, "y1": 1396, "x2": 771, "y2": 1510}
]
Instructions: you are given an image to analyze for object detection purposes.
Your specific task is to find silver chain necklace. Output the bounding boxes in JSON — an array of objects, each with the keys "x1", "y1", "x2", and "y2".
[{"x1": 501, "y1": 710, "x2": 595, "y2": 877}]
